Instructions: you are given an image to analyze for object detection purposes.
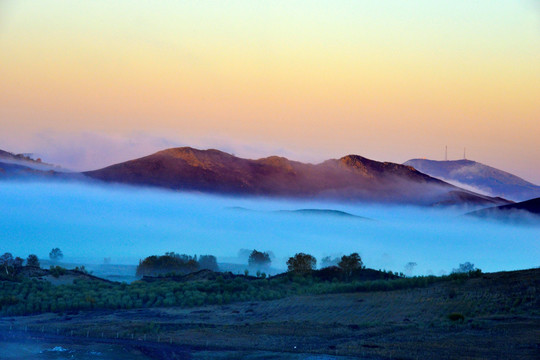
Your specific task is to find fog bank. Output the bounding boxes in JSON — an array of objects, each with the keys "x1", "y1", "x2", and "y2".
[{"x1": 0, "y1": 181, "x2": 538, "y2": 275}]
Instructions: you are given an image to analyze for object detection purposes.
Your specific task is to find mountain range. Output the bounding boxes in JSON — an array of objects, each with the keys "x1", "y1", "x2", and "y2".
[
  {"x1": 82, "y1": 147, "x2": 507, "y2": 207},
  {"x1": 404, "y1": 159, "x2": 540, "y2": 202},
  {"x1": 1, "y1": 147, "x2": 518, "y2": 207}
]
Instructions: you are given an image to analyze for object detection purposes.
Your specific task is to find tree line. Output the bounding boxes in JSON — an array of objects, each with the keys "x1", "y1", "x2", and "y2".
[{"x1": 0, "y1": 246, "x2": 484, "y2": 317}]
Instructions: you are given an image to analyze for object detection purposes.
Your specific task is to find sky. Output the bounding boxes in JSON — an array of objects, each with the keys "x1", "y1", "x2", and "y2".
[{"x1": 1, "y1": 1, "x2": 539, "y2": 183}]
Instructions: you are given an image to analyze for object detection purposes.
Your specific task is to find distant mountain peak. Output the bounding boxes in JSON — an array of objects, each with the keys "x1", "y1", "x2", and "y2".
[
  {"x1": 337, "y1": 155, "x2": 373, "y2": 176},
  {"x1": 404, "y1": 158, "x2": 540, "y2": 201},
  {"x1": 256, "y1": 156, "x2": 296, "y2": 172},
  {"x1": 155, "y1": 147, "x2": 232, "y2": 159},
  {"x1": 151, "y1": 147, "x2": 237, "y2": 170}
]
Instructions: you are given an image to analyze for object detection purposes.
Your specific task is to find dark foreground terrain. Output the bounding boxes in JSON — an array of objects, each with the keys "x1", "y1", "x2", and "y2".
[{"x1": 1, "y1": 268, "x2": 538, "y2": 359}]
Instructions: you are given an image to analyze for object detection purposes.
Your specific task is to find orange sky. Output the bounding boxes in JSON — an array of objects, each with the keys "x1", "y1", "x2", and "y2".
[{"x1": 1, "y1": 1, "x2": 539, "y2": 183}]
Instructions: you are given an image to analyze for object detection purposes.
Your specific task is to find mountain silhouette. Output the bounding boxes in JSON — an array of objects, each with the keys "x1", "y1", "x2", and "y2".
[{"x1": 84, "y1": 147, "x2": 509, "y2": 206}]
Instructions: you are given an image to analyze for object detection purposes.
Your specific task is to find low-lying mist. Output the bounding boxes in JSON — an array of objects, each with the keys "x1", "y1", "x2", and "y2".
[{"x1": 0, "y1": 180, "x2": 538, "y2": 276}]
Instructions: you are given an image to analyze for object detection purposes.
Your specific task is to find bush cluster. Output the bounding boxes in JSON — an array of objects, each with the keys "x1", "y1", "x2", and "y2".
[
  {"x1": 136, "y1": 253, "x2": 218, "y2": 276},
  {"x1": 0, "y1": 267, "x2": 483, "y2": 317}
]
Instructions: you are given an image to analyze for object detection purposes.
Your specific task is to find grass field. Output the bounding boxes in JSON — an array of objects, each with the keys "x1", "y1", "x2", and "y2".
[{"x1": 1, "y1": 268, "x2": 538, "y2": 359}]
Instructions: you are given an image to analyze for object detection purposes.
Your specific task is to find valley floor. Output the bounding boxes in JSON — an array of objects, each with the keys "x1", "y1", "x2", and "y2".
[{"x1": 1, "y1": 269, "x2": 538, "y2": 360}]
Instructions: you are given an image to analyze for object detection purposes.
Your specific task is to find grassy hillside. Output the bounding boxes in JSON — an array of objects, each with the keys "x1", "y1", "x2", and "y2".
[
  {"x1": 0, "y1": 266, "x2": 438, "y2": 316},
  {"x1": 1, "y1": 268, "x2": 538, "y2": 359}
]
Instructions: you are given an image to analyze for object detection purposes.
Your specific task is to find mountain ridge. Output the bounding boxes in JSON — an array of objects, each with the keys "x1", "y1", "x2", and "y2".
[
  {"x1": 84, "y1": 146, "x2": 508, "y2": 207},
  {"x1": 467, "y1": 197, "x2": 540, "y2": 224},
  {"x1": 0, "y1": 149, "x2": 63, "y2": 178}
]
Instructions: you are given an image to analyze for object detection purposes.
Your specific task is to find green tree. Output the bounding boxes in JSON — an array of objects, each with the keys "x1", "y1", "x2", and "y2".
[
  {"x1": 0, "y1": 253, "x2": 14, "y2": 275},
  {"x1": 286, "y1": 253, "x2": 316, "y2": 274},
  {"x1": 26, "y1": 254, "x2": 40, "y2": 268},
  {"x1": 248, "y1": 250, "x2": 271, "y2": 268},
  {"x1": 136, "y1": 253, "x2": 199, "y2": 276},
  {"x1": 320, "y1": 256, "x2": 340, "y2": 268},
  {"x1": 199, "y1": 255, "x2": 219, "y2": 271},
  {"x1": 13, "y1": 257, "x2": 23, "y2": 274},
  {"x1": 49, "y1": 248, "x2": 63, "y2": 261},
  {"x1": 404, "y1": 262, "x2": 417, "y2": 276},
  {"x1": 338, "y1": 253, "x2": 363, "y2": 278},
  {"x1": 452, "y1": 262, "x2": 478, "y2": 274}
]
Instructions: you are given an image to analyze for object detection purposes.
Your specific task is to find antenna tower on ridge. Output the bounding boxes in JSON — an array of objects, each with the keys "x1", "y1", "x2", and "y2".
[
  {"x1": 463, "y1": 147, "x2": 466, "y2": 160},
  {"x1": 445, "y1": 146, "x2": 448, "y2": 161}
]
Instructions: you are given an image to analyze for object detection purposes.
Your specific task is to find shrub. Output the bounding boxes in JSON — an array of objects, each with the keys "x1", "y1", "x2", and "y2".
[
  {"x1": 0, "y1": 296, "x2": 19, "y2": 309},
  {"x1": 447, "y1": 312, "x2": 465, "y2": 322},
  {"x1": 50, "y1": 265, "x2": 67, "y2": 278},
  {"x1": 74, "y1": 265, "x2": 89, "y2": 274}
]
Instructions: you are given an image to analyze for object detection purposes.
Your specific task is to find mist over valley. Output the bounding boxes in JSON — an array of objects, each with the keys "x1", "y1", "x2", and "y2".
[{"x1": 1, "y1": 180, "x2": 537, "y2": 277}]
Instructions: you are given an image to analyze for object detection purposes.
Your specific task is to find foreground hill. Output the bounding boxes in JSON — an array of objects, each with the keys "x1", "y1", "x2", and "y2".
[
  {"x1": 85, "y1": 147, "x2": 508, "y2": 206},
  {"x1": 2, "y1": 268, "x2": 538, "y2": 359},
  {"x1": 467, "y1": 197, "x2": 540, "y2": 224},
  {"x1": 404, "y1": 158, "x2": 540, "y2": 201}
]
